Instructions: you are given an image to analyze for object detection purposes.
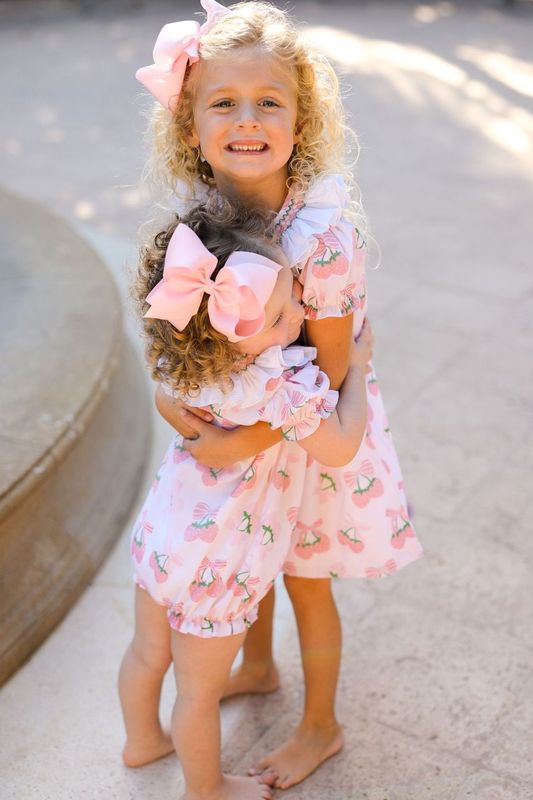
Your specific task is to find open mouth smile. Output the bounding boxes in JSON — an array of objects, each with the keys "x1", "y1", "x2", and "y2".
[{"x1": 226, "y1": 142, "x2": 269, "y2": 153}]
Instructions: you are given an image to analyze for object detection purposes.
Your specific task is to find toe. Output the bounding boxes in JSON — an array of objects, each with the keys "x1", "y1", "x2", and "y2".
[
  {"x1": 276, "y1": 773, "x2": 292, "y2": 790},
  {"x1": 258, "y1": 770, "x2": 277, "y2": 786}
]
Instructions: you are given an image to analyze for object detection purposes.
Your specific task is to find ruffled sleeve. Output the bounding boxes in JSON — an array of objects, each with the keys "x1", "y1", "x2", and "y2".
[
  {"x1": 205, "y1": 346, "x2": 338, "y2": 441},
  {"x1": 160, "y1": 346, "x2": 338, "y2": 440},
  {"x1": 257, "y1": 359, "x2": 339, "y2": 441},
  {"x1": 276, "y1": 174, "x2": 367, "y2": 321}
]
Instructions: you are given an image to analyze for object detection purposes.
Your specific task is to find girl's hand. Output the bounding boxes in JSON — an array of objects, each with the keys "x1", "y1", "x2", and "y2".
[
  {"x1": 155, "y1": 385, "x2": 213, "y2": 439},
  {"x1": 178, "y1": 413, "x2": 236, "y2": 468},
  {"x1": 350, "y1": 318, "x2": 374, "y2": 371}
]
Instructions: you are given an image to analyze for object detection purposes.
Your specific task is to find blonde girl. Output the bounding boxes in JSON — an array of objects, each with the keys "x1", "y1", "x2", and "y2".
[
  {"x1": 118, "y1": 199, "x2": 373, "y2": 800},
  {"x1": 135, "y1": 0, "x2": 423, "y2": 790}
]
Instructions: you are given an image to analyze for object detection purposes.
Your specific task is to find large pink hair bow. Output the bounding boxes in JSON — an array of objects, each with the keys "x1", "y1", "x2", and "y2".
[
  {"x1": 136, "y1": 0, "x2": 230, "y2": 112},
  {"x1": 144, "y1": 224, "x2": 283, "y2": 342}
]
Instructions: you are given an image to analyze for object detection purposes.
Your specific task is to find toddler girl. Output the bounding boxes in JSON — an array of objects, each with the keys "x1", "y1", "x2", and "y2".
[
  {"x1": 135, "y1": 0, "x2": 423, "y2": 789},
  {"x1": 118, "y1": 200, "x2": 373, "y2": 800}
]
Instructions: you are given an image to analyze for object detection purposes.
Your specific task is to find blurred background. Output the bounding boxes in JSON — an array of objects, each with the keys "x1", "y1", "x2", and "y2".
[{"x1": 1, "y1": 1, "x2": 532, "y2": 799}]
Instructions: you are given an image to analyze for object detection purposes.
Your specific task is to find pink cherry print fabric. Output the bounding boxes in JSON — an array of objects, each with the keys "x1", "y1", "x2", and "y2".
[
  {"x1": 274, "y1": 174, "x2": 423, "y2": 578},
  {"x1": 130, "y1": 345, "x2": 338, "y2": 636}
]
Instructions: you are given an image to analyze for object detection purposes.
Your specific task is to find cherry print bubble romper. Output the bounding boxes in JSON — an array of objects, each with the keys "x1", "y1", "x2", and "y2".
[
  {"x1": 131, "y1": 346, "x2": 338, "y2": 636},
  {"x1": 274, "y1": 174, "x2": 423, "y2": 578}
]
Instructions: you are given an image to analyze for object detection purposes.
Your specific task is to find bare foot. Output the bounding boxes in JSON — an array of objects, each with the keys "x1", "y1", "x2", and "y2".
[
  {"x1": 184, "y1": 774, "x2": 273, "y2": 800},
  {"x1": 122, "y1": 729, "x2": 174, "y2": 768},
  {"x1": 249, "y1": 722, "x2": 344, "y2": 789},
  {"x1": 221, "y1": 661, "x2": 280, "y2": 700}
]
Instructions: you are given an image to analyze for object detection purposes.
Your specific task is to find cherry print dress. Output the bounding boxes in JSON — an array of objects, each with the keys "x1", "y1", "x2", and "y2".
[
  {"x1": 274, "y1": 174, "x2": 423, "y2": 578},
  {"x1": 131, "y1": 346, "x2": 338, "y2": 636}
]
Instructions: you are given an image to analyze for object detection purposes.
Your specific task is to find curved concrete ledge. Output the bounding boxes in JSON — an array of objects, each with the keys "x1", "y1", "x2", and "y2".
[{"x1": 0, "y1": 188, "x2": 151, "y2": 685}]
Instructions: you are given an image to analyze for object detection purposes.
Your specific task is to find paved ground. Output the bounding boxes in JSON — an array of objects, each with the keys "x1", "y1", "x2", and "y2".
[{"x1": 1, "y1": 1, "x2": 533, "y2": 798}]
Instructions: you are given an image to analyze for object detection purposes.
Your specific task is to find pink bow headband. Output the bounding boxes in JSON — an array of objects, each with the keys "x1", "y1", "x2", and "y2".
[
  {"x1": 136, "y1": 0, "x2": 230, "y2": 112},
  {"x1": 144, "y1": 224, "x2": 283, "y2": 342}
]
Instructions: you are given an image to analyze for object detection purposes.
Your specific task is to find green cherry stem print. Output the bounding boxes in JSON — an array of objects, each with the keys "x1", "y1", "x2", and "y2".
[
  {"x1": 149, "y1": 551, "x2": 169, "y2": 584},
  {"x1": 261, "y1": 524, "x2": 274, "y2": 545},
  {"x1": 196, "y1": 461, "x2": 225, "y2": 486},
  {"x1": 319, "y1": 471, "x2": 337, "y2": 493},
  {"x1": 311, "y1": 230, "x2": 350, "y2": 279},
  {"x1": 337, "y1": 526, "x2": 365, "y2": 554},
  {"x1": 340, "y1": 283, "x2": 357, "y2": 315},
  {"x1": 231, "y1": 454, "x2": 264, "y2": 497},
  {"x1": 292, "y1": 516, "x2": 331, "y2": 560},
  {"x1": 238, "y1": 510, "x2": 253, "y2": 535},
  {"x1": 184, "y1": 502, "x2": 219, "y2": 542},
  {"x1": 344, "y1": 459, "x2": 384, "y2": 508},
  {"x1": 131, "y1": 512, "x2": 153, "y2": 563},
  {"x1": 387, "y1": 506, "x2": 414, "y2": 549},
  {"x1": 189, "y1": 558, "x2": 227, "y2": 602},
  {"x1": 272, "y1": 468, "x2": 291, "y2": 491},
  {"x1": 173, "y1": 440, "x2": 191, "y2": 464},
  {"x1": 131, "y1": 526, "x2": 145, "y2": 563},
  {"x1": 227, "y1": 571, "x2": 261, "y2": 612}
]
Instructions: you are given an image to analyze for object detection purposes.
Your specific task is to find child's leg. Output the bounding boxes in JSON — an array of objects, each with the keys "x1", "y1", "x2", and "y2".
[
  {"x1": 170, "y1": 629, "x2": 272, "y2": 800},
  {"x1": 222, "y1": 586, "x2": 279, "y2": 699},
  {"x1": 250, "y1": 576, "x2": 343, "y2": 790},
  {"x1": 118, "y1": 585, "x2": 174, "y2": 767}
]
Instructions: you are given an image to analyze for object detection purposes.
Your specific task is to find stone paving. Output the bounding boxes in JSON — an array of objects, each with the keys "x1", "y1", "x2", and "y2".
[{"x1": 1, "y1": 1, "x2": 533, "y2": 798}]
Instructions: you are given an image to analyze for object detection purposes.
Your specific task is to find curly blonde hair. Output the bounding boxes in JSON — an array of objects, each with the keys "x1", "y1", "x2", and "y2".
[
  {"x1": 143, "y1": 1, "x2": 362, "y2": 220},
  {"x1": 134, "y1": 199, "x2": 280, "y2": 396}
]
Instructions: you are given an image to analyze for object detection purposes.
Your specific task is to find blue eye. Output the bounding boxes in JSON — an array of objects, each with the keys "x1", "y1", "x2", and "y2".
[
  {"x1": 213, "y1": 100, "x2": 233, "y2": 108},
  {"x1": 260, "y1": 99, "x2": 279, "y2": 108}
]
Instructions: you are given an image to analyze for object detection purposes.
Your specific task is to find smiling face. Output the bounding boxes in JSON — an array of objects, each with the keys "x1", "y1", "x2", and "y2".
[
  {"x1": 190, "y1": 48, "x2": 299, "y2": 206},
  {"x1": 236, "y1": 262, "x2": 305, "y2": 356}
]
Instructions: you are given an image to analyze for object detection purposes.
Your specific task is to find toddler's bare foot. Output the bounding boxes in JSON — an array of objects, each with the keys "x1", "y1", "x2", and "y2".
[
  {"x1": 184, "y1": 774, "x2": 273, "y2": 800},
  {"x1": 249, "y1": 722, "x2": 343, "y2": 789},
  {"x1": 221, "y1": 661, "x2": 280, "y2": 700},
  {"x1": 122, "y1": 729, "x2": 174, "y2": 768}
]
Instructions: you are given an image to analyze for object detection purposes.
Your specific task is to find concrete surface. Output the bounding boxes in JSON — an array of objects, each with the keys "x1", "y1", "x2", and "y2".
[
  {"x1": 0, "y1": 1, "x2": 532, "y2": 798},
  {"x1": 0, "y1": 188, "x2": 120, "y2": 503},
  {"x1": 0, "y1": 186, "x2": 152, "y2": 683}
]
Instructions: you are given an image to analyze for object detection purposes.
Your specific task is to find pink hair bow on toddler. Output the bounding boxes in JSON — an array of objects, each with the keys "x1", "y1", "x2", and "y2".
[
  {"x1": 144, "y1": 224, "x2": 283, "y2": 342},
  {"x1": 136, "y1": 0, "x2": 230, "y2": 112}
]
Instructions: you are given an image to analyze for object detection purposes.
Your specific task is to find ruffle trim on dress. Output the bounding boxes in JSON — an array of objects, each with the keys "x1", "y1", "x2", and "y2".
[
  {"x1": 276, "y1": 174, "x2": 351, "y2": 270},
  {"x1": 174, "y1": 345, "x2": 319, "y2": 409},
  {"x1": 134, "y1": 578, "x2": 260, "y2": 637},
  {"x1": 302, "y1": 282, "x2": 361, "y2": 321},
  {"x1": 167, "y1": 606, "x2": 260, "y2": 637},
  {"x1": 257, "y1": 367, "x2": 338, "y2": 441}
]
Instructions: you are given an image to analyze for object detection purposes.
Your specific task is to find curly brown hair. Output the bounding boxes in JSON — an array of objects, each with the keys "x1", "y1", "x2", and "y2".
[{"x1": 134, "y1": 199, "x2": 281, "y2": 396}]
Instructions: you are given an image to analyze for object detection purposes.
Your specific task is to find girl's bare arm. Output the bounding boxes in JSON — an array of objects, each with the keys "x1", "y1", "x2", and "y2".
[
  {"x1": 304, "y1": 314, "x2": 353, "y2": 390},
  {"x1": 155, "y1": 386, "x2": 282, "y2": 468},
  {"x1": 298, "y1": 319, "x2": 372, "y2": 466}
]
